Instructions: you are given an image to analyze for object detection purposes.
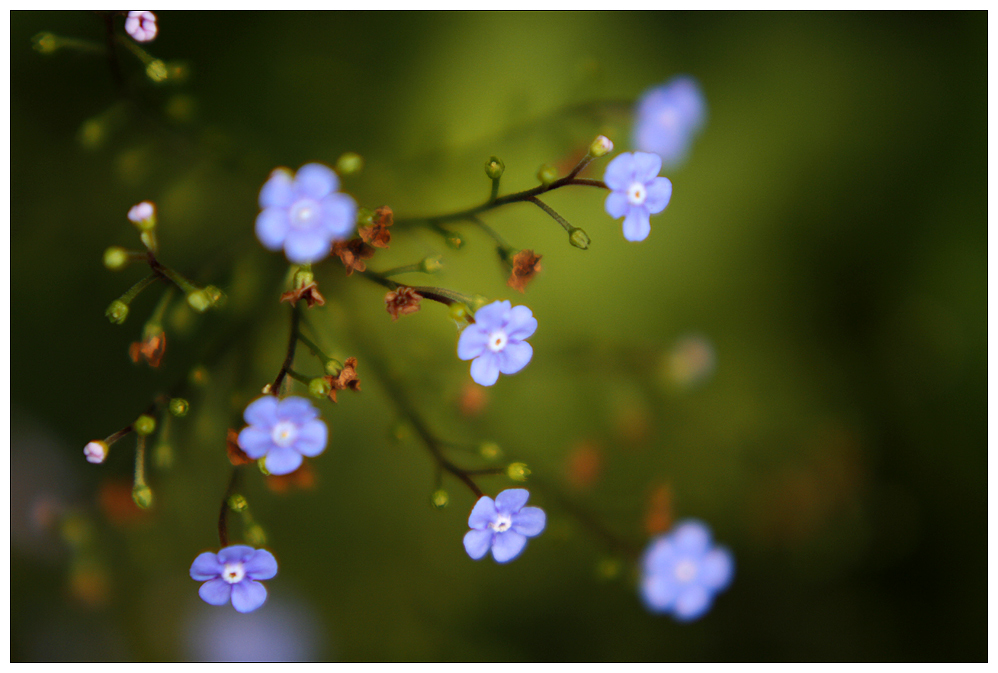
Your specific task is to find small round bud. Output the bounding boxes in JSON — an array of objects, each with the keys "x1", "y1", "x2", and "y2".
[
  {"x1": 324, "y1": 359, "x2": 343, "y2": 376},
  {"x1": 444, "y1": 231, "x2": 464, "y2": 250},
  {"x1": 537, "y1": 164, "x2": 558, "y2": 186},
  {"x1": 127, "y1": 201, "x2": 156, "y2": 230},
  {"x1": 168, "y1": 398, "x2": 189, "y2": 417},
  {"x1": 309, "y1": 377, "x2": 332, "y2": 399},
  {"x1": 186, "y1": 289, "x2": 211, "y2": 313},
  {"x1": 485, "y1": 156, "x2": 505, "y2": 180},
  {"x1": 479, "y1": 442, "x2": 503, "y2": 460},
  {"x1": 420, "y1": 255, "x2": 443, "y2": 274},
  {"x1": 103, "y1": 246, "x2": 129, "y2": 270},
  {"x1": 32, "y1": 32, "x2": 59, "y2": 54},
  {"x1": 356, "y1": 208, "x2": 374, "y2": 228},
  {"x1": 204, "y1": 285, "x2": 226, "y2": 309},
  {"x1": 134, "y1": 415, "x2": 156, "y2": 436},
  {"x1": 245, "y1": 525, "x2": 267, "y2": 546},
  {"x1": 448, "y1": 303, "x2": 472, "y2": 326},
  {"x1": 228, "y1": 494, "x2": 249, "y2": 512},
  {"x1": 84, "y1": 440, "x2": 108, "y2": 465},
  {"x1": 146, "y1": 59, "x2": 168, "y2": 83},
  {"x1": 336, "y1": 152, "x2": 364, "y2": 176},
  {"x1": 153, "y1": 443, "x2": 173, "y2": 470},
  {"x1": 569, "y1": 227, "x2": 591, "y2": 250},
  {"x1": 105, "y1": 300, "x2": 129, "y2": 325},
  {"x1": 589, "y1": 135, "x2": 614, "y2": 158},
  {"x1": 430, "y1": 489, "x2": 449, "y2": 509},
  {"x1": 507, "y1": 462, "x2": 531, "y2": 482},
  {"x1": 132, "y1": 484, "x2": 153, "y2": 509}
]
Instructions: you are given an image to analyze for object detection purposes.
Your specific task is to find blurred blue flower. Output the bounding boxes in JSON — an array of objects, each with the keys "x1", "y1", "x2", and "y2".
[
  {"x1": 457, "y1": 300, "x2": 537, "y2": 387},
  {"x1": 464, "y1": 488, "x2": 546, "y2": 563},
  {"x1": 603, "y1": 151, "x2": 672, "y2": 242},
  {"x1": 632, "y1": 76, "x2": 707, "y2": 168},
  {"x1": 255, "y1": 163, "x2": 357, "y2": 264},
  {"x1": 640, "y1": 519, "x2": 734, "y2": 621},
  {"x1": 238, "y1": 396, "x2": 327, "y2": 475},
  {"x1": 190, "y1": 545, "x2": 278, "y2": 613}
]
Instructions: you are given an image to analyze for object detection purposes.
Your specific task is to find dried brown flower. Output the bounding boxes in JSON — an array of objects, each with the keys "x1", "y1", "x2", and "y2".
[
  {"x1": 226, "y1": 428, "x2": 253, "y2": 466},
  {"x1": 507, "y1": 249, "x2": 542, "y2": 293},
  {"x1": 385, "y1": 286, "x2": 422, "y2": 321},
  {"x1": 129, "y1": 331, "x2": 166, "y2": 367},
  {"x1": 280, "y1": 281, "x2": 326, "y2": 308},
  {"x1": 322, "y1": 356, "x2": 361, "y2": 403},
  {"x1": 266, "y1": 460, "x2": 316, "y2": 493},
  {"x1": 358, "y1": 206, "x2": 393, "y2": 249},
  {"x1": 332, "y1": 238, "x2": 375, "y2": 276}
]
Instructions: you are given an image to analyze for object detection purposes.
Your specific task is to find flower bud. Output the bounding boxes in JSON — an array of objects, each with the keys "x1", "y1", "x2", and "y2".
[
  {"x1": 324, "y1": 359, "x2": 344, "y2": 376},
  {"x1": 336, "y1": 152, "x2": 364, "y2": 176},
  {"x1": 537, "y1": 164, "x2": 557, "y2": 186},
  {"x1": 105, "y1": 300, "x2": 129, "y2": 325},
  {"x1": 186, "y1": 289, "x2": 211, "y2": 313},
  {"x1": 507, "y1": 462, "x2": 531, "y2": 482},
  {"x1": 84, "y1": 440, "x2": 108, "y2": 464},
  {"x1": 430, "y1": 489, "x2": 449, "y2": 509},
  {"x1": 134, "y1": 415, "x2": 156, "y2": 436},
  {"x1": 309, "y1": 377, "x2": 332, "y2": 399},
  {"x1": 568, "y1": 227, "x2": 591, "y2": 250},
  {"x1": 132, "y1": 484, "x2": 153, "y2": 509},
  {"x1": 146, "y1": 59, "x2": 168, "y2": 83},
  {"x1": 420, "y1": 255, "x2": 443, "y2": 274},
  {"x1": 589, "y1": 135, "x2": 614, "y2": 157},
  {"x1": 485, "y1": 156, "x2": 505, "y2": 180},
  {"x1": 443, "y1": 231, "x2": 464, "y2": 250},
  {"x1": 204, "y1": 285, "x2": 226, "y2": 309},
  {"x1": 448, "y1": 302, "x2": 473, "y2": 327},
  {"x1": 103, "y1": 246, "x2": 129, "y2": 270},
  {"x1": 479, "y1": 441, "x2": 503, "y2": 460},
  {"x1": 32, "y1": 32, "x2": 58, "y2": 54},
  {"x1": 228, "y1": 494, "x2": 249, "y2": 512},
  {"x1": 169, "y1": 398, "x2": 189, "y2": 417},
  {"x1": 245, "y1": 524, "x2": 267, "y2": 546},
  {"x1": 127, "y1": 201, "x2": 157, "y2": 230}
]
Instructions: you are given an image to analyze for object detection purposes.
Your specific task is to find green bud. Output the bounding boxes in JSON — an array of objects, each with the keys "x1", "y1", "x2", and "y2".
[
  {"x1": 507, "y1": 462, "x2": 531, "y2": 482},
  {"x1": 153, "y1": 443, "x2": 173, "y2": 470},
  {"x1": 103, "y1": 246, "x2": 129, "y2": 270},
  {"x1": 146, "y1": 59, "x2": 168, "y2": 83},
  {"x1": 537, "y1": 164, "x2": 558, "y2": 186},
  {"x1": 186, "y1": 289, "x2": 211, "y2": 313},
  {"x1": 444, "y1": 231, "x2": 464, "y2": 250},
  {"x1": 134, "y1": 415, "x2": 156, "y2": 436},
  {"x1": 105, "y1": 300, "x2": 129, "y2": 325},
  {"x1": 589, "y1": 135, "x2": 614, "y2": 158},
  {"x1": 356, "y1": 208, "x2": 374, "y2": 228},
  {"x1": 257, "y1": 457, "x2": 271, "y2": 476},
  {"x1": 430, "y1": 489, "x2": 449, "y2": 509},
  {"x1": 169, "y1": 398, "x2": 189, "y2": 417},
  {"x1": 448, "y1": 303, "x2": 472, "y2": 326},
  {"x1": 336, "y1": 152, "x2": 364, "y2": 176},
  {"x1": 309, "y1": 377, "x2": 331, "y2": 399},
  {"x1": 228, "y1": 494, "x2": 249, "y2": 512},
  {"x1": 324, "y1": 359, "x2": 343, "y2": 376},
  {"x1": 32, "y1": 32, "x2": 59, "y2": 54},
  {"x1": 479, "y1": 442, "x2": 503, "y2": 460},
  {"x1": 569, "y1": 227, "x2": 591, "y2": 250},
  {"x1": 420, "y1": 255, "x2": 443, "y2": 274},
  {"x1": 204, "y1": 285, "x2": 226, "y2": 309},
  {"x1": 245, "y1": 524, "x2": 267, "y2": 546},
  {"x1": 132, "y1": 484, "x2": 153, "y2": 509},
  {"x1": 485, "y1": 156, "x2": 505, "y2": 180}
]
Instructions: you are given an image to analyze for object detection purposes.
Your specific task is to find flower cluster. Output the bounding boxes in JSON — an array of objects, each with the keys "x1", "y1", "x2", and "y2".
[
  {"x1": 190, "y1": 545, "x2": 277, "y2": 613},
  {"x1": 640, "y1": 519, "x2": 734, "y2": 621},
  {"x1": 632, "y1": 76, "x2": 707, "y2": 168},
  {"x1": 124, "y1": 11, "x2": 157, "y2": 43},
  {"x1": 603, "y1": 151, "x2": 673, "y2": 242},
  {"x1": 458, "y1": 300, "x2": 537, "y2": 387},
  {"x1": 464, "y1": 488, "x2": 546, "y2": 563},
  {"x1": 237, "y1": 396, "x2": 328, "y2": 475}
]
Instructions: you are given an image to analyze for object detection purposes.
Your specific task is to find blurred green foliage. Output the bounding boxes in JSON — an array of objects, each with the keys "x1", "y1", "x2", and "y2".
[{"x1": 11, "y1": 11, "x2": 985, "y2": 661}]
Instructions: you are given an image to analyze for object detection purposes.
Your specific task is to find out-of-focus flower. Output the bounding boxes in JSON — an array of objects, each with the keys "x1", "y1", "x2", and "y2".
[
  {"x1": 190, "y1": 545, "x2": 278, "y2": 613},
  {"x1": 385, "y1": 286, "x2": 421, "y2": 321},
  {"x1": 507, "y1": 250, "x2": 542, "y2": 293},
  {"x1": 463, "y1": 488, "x2": 546, "y2": 563},
  {"x1": 603, "y1": 151, "x2": 672, "y2": 242},
  {"x1": 640, "y1": 519, "x2": 733, "y2": 621},
  {"x1": 280, "y1": 281, "x2": 325, "y2": 308},
  {"x1": 129, "y1": 330, "x2": 166, "y2": 367},
  {"x1": 84, "y1": 440, "x2": 108, "y2": 465},
  {"x1": 632, "y1": 76, "x2": 707, "y2": 168},
  {"x1": 127, "y1": 200, "x2": 155, "y2": 226},
  {"x1": 124, "y1": 11, "x2": 157, "y2": 42},
  {"x1": 226, "y1": 428, "x2": 253, "y2": 466},
  {"x1": 457, "y1": 300, "x2": 537, "y2": 387},
  {"x1": 237, "y1": 396, "x2": 327, "y2": 476},
  {"x1": 184, "y1": 596, "x2": 322, "y2": 661},
  {"x1": 666, "y1": 334, "x2": 716, "y2": 388},
  {"x1": 256, "y1": 163, "x2": 357, "y2": 264}
]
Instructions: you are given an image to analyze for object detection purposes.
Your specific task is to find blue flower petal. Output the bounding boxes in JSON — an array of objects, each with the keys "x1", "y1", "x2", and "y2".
[
  {"x1": 463, "y1": 529, "x2": 493, "y2": 560},
  {"x1": 699, "y1": 547, "x2": 734, "y2": 591},
  {"x1": 622, "y1": 211, "x2": 651, "y2": 242},
  {"x1": 644, "y1": 177, "x2": 673, "y2": 214},
  {"x1": 244, "y1": 396, "x2": 279, "y2": 428},
  {"x1": 277, "y1": 396, "x2": 320, "y2": 424},
  {"x1": 504, "y1": 305, "x2": 537, "y2": 341},
  {"x1": 255, "y1": 208, "x2": 290, "y2": 250},
  {"x1": 295, "y1": 419, "x2": 327, "y2": 458},
  {"x1": 671, "y1": 520, "x2": 711, "y2": 555},
  {"x1": 470, "y1": 352, "x2": 501, "y2": 386},
  {"x1": 190, "y1": 551, "x2": 223, "y2": 580},
  {"x1": 265, "y1": 445, "x2": 303, "y2": 476},
  {"x1": 198, "y1": 578, "x2": 232, "y2": 606},
  {"x1": 643, "y1": 537, "x2": 677, "y2": 575},
  {"x1": 494, "y1": 488, "x2": 530, "y2": 515},
  {"x1": 457, "y1": 325, "x2": 489, "y2": 361},
  {"x1": 512, "y1": 506, "x2": 546, "y2": 537},
  {"x1": 491, "y1": 530, "x2": 528, "y2": 563},
  {"x1": 320, "y1": 192, "x2": 357, "y2": 239},
  {"x1": 238, "y1": 427, "x2": 273, "y2": 459},
  {"x1": 497, "y1": 340, "x2": 532, "y2": 375},
  {"x1": 604, "y1": 191, "x2": 629, "y2": 219},
  {"x1": 294, "y1": 163, "x2": 339, "y2": 200},
  {"x1": 603, "y1": 153, "x2": 636, "y2": 191},
  {"x1": 673, "y1": 585, "x2": 711, "y2": 621},
  {"x1": 472, "y1": 300, "x2": 511, "y2": 330},
  {"x1": 283, "y1": 230, "x2": 330, "y2": 265},
  {"x1": 259, "y1": 169, "x2": 294, "y2": 209},
  {"x1": 641, "y1": 572, "x2": 680, "y2": 612},
  {"x1": 467, "y1": 495, "x2": 497, "y2": 530},
  {"x1": 631, "y1": 151, "x2": 663, "y2": 183},
  {"x1": 217, "y1": 545, "x2": 256, "y2": 564},
  {"x1": 243, "y1": 549, "x2": 278, "y2": 580},
  {"x1": 231, "y1": 579, "x2": 268, "y2": 613}
]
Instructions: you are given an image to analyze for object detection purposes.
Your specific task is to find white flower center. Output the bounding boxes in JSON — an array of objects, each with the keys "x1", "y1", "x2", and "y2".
[
  {"x1": 490, "y1": 514, "x2": 513, "y2": 533},
  {"x1": 271, "y1": 420, "x2": 298, "y2": 448},
  {"x1": 222, "y1": 562, "x2": 245, "y2": 584},
  {"x1": 674, "y1": 559, "x2": 698, "y2": 583},
  {"x1": 290, "y1": 198, "x2": 320, "y2": 229},
  {"x1": 487, "y1": 330, "x2": 508, "y2": 353},
  {"x1": 627, "y1": 182, "x2": 647, "y2": 206}
]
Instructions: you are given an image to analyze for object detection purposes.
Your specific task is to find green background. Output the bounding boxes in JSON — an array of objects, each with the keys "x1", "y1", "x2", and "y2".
[{"x1": 10, "y1": 11, "x2": 986, "y2": 661}]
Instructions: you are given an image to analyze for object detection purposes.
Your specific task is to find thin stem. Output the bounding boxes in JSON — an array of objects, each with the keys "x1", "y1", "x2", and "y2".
[
  {"x1": 359, "y1": 269, "x2": 474, "y2": 309},
  {"x1": 286, "y1": 369, "x2": 309, "y2": 384},
  {"x1": 526, "y1": 196, "x2": 573, "y2": 233},
  {"x1": 102, "y1": 12, "x2": 124, "y2": 91},
  {"x1": 296, "y1": 332, "x2": 329, "y2": 363},
  {"x1": 533, "y1": 476, "x2": 642, "y2": 560},
  {"x1": 489, "y1": 177, "x2": 500, "y2": 203},
  {"x1": 380, "y1": 262, "x2": 424, "y2": 278},
  {"x1": 133, "y1": 434, "x2": 147, "y2": 487},
  {"x1": 466, "y1": 214, "x2": 513, "y2": 252},
  {"x1": 217, "y1": 468, "x2": 240, "y2": 548},
  {"x1": 271, "y1": 304, "x2": 301, "y2": 393},
  {"x1": 147, "y1": 253, "x2": 199, "y2": 295},
  {"x1": 117, "y1": 273, "x2": 158, "y2": 306},
  {"x1": 146, "y1": 285, "x2": 176, "y2": 329}
]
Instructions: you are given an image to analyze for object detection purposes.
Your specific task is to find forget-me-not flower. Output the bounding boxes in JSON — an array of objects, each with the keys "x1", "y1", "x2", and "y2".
[
  {"x1": 125, "y1": 11, "x2": 157, "y2": 42},
  {"x1": 457, "y1": 300, "x2": 537, "y2": 387},
  {"x1": 632, "y1": 76, "x2": 707, "y2": 168},
  {"x1": 255, "y1": 163, "x2": 357, "y2": 265},
  {"x1": 190, "y1": 545, "x2": 278, "y2": 613},
  {"x1": 603, "y1": 151, "x2": 672, "y2": 243},
  {"x1": 237, "y1": 396, "x2": 328, "y2": 476},
  {"x1": 640, "y1": 519, "x2": 734, "y2": 621},
  {"x1": 464, "y1": 488, "x2": 546, "y2": 563}
]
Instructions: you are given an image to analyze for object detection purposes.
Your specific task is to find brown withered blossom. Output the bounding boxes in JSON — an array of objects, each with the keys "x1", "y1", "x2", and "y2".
[
  {"x1": 322, "y1": 356, "x2": 361, "y2": 403},
  {"x1": 226, "y1": 428, "x2": 253, "y2": 466},
  {"x1": 358, "y1": 206, "x2": 393, "y2": 249},
  {"x1": 332, "y1": 238, "x2": 375, "y2": 276},
  {"x1": 507, "y1": 249, "x2": 542, "y2": 293},
  {"x1": 280, "y1": 281, "x2": 326, "y2": 308},
  {"x1": 384, "y1": 286, "x2": 422, "y2": 321},
  {"x1": 266, "y1": 460, "x2": 316, "y2": 494},
  {"x1": 129, "y1": 331, "x2": 166, "y2": 367}
]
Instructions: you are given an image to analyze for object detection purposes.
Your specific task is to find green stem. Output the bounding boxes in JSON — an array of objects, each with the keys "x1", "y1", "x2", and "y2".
[
  {"x1": 133, "y1": 434, "x2": 147, "y2": 487},
  {"x1": 380, "y1": 262, "x2": 425, "y2": 278},
  {"x1": 271, "y1": 304, "x2": 301, "y2": 393},
  {"x1": 117, "y1": 273, "x2": 158, "y2": 306},
  {"x1": 296, "y1": 332, "x2": 329, "y2": 363},
  {"x1": 526, "y1": 196, "x2": 573, "y2": 233},
  {"x1": 286, "y1": 369, "x2": 309, "y2": 384}
]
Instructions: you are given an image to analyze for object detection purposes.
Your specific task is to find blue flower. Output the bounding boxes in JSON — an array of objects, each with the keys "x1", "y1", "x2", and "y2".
[
  {"x1": 632, "y1": 76, "x2": 707, "y2": 168},
  {"x1": 640, "y1": 519, "x2": 734, "y2": 621},
  {"x1": 464, "y1": 488, "x2": 546, "y2": 563},
  {"x1": 255, "y1": 163, "x2": 357, "y2": 264},
  {"x1": 190, "y1": 545, "x2": 278, "y2": 613},
  {"x1": 603, "y1": 151, "x2": 673, "y2": 243},
  {"x1": 457, "y1": 300, "x2": 537, "y2": 387},
  {"x1": 237, "y1": 396, "x2": 327, "y2": 476}
]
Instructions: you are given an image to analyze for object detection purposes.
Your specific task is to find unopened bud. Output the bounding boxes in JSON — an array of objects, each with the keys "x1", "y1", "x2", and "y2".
[
  {"x1": 84, "y1": 440, "x2": 108, "y2": 465},
  {"x1": 32, "y1": 32, "x2": 59, "y2": 54},
  {"x1": 569, "y1": 227, "x2": 591, "y2": 250},
  {"x1": 537, "y1": 164, "x2": 557, "y2": 186},
  {"x1": 324, "y1": 359, "x2": 343, "y2": 376},
  {"x1": 336, "y1": 152, "x2": 364, "y2": 176},
  {"x1": 228, "y1": 494, "x2": 248, "y2": 512},
  {"x1": 245, "y1": 524, "x2": 267, "y2": 546},
  {"x1": 127, "y1": 201, "x2": 156, "y2": 230},
  {"x1": 444, "y1": 231, "x2": 464, "y2": 250},
  {"x1": 105, "y1": 300, "x2": 129, "y2": 324},
  {"x1": 309, "y1": 377, "x2": 331, "y2": 399},
  {"x1": 589, "y1": 135, "x2": 614, "y2": 157},
  {"x1": 449, "y1": 303, "x2": 473, "y2": 327},
  {"x1": 134, "y1": 415, "x2": 156, "y2": 436},
  {"x1": 420, "y1": 255, "x2": 443, "y2": 274},
  {"x1": 204, "y1": 285, "x2": 225, "y2": 309},
  {"x1": 186, "y1": 289, "x2": 211, "y2": 313},
  {"x1": 132, "y1": 484, "x2": 153, "y2": 509},
  {"x1": 485, "y1": 156, "x2": 505, "y2": 180},
  {"x1": 169, "y1": 398, "x2": 189, "y2": 417},
  {"x1": 146, "y1": 59, "x2": 168, "y2": 83},
  {"x1": 479, "y1": 442, "x2": 503, "y2": 460},
  {"x1": 431, "y1": 489, "x2": 449, "y2": 509},
  {"x1": 507, "y1": 462, "x2": 531, "y2": 482},
  {"x1": 103, "y1": 246, "x2": 129, "y2": 270}
]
